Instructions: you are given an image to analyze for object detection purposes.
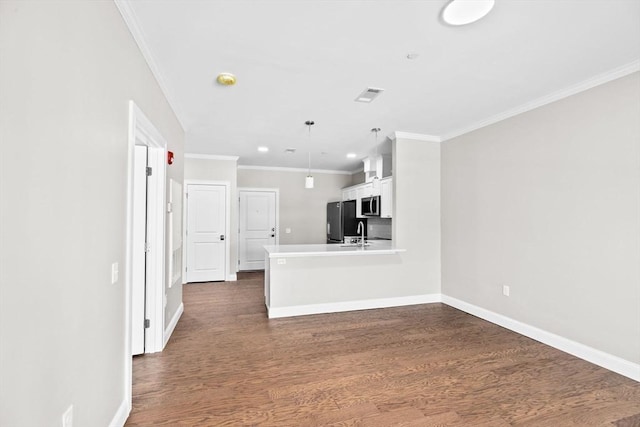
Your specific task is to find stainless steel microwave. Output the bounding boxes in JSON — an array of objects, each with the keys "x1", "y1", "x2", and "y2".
[{"x1": 361, "y1": 196, "x2": 380, "y2": 216}]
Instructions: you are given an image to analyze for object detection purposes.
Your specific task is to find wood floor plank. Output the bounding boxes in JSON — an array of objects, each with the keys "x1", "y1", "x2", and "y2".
[{"x1": 125, "y1": 272, "x2": 640, "y2": 426}]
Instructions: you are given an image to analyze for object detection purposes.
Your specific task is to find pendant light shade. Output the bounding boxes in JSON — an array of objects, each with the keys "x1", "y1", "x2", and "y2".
[
  {"x1": 371, "y1": 175, "x2": 380, "y2": 191},
  {"x1": 305, "y1": 175, "x2": 314, "y2": 189},
  {"x1": 305, "y1": 120, "x2": 315, "y2": 189}
]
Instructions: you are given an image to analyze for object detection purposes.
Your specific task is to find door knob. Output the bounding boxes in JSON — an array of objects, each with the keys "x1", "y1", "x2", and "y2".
[{"x1": 220, "y1": 235, "x2": 225, "y2": 241}]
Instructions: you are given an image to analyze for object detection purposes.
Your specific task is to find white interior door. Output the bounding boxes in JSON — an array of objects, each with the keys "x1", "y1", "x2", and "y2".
[
  {"x1": 186, "y1": 184, "x2": 226, "y2": 282},
  {"x1": 131, "y1": 145, "x2": 147, "y2": 356},
  {"x1": 239, "y1": 190, "x2": 276, "y2": 270}
]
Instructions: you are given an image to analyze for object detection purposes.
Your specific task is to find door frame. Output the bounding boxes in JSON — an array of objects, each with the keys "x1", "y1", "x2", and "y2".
[
  {"x1": 237, "y1": 187, "x2": 280, "y2": 271},
  {"x1": 183, "y1": 180, "x2": 231, "y2": 282},
  {"x1": 124, "y1": 101, "x2": 167, "y2": 410}
]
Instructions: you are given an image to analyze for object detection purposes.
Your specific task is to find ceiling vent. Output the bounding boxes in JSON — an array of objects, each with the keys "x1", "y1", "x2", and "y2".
[
  {"x1": 284, "y1": 148, "x2": 296, "y2": 154},
  {"x1": 355, "y1": 87, "x2": 384, "y2": 103}
]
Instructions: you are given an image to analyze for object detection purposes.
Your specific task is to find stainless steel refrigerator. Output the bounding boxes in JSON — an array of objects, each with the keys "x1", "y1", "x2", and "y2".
[{"x1": 326, "y1": 200, "x2": 366, "y2": 243}]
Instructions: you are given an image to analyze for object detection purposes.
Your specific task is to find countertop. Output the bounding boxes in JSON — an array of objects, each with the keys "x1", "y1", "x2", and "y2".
[{"x1": 264, "y1": 240, "x2": 406, "y2": 258}]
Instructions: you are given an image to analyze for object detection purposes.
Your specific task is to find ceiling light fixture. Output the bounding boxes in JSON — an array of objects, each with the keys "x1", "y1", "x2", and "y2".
[
  {"x1": 216, "y1": 72, "x2": 237, "y2": 86},
  {"x1": 346, "y1": 153, "x2": 357, "y2": 159},
  {"x1": 304, "y1": 120, "x2": 315, "y2": 189},
  {"x1": 442, "y1": 0, "x2": 495, "y2": 26},
  {"x1": 257, "y1": 146, "x2": 269, "y2": 152}
]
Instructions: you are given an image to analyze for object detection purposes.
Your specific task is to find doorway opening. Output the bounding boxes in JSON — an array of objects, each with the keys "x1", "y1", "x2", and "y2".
[{"x1": 124, "y1": 101, "x2": 167, "y2": 409}]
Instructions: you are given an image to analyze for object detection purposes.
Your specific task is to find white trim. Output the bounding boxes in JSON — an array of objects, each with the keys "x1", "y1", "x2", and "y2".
[
  {"x1": 163, "y1": 302, "x2": 184, "y2": 348},
  {"x1": 267, "y1": 294, "x2": 441, "y2": 319},
  {"x1": 184, "y1": 153, "x2": 239, "y2": 161},
  {"x1": 440, "y1": 60, "x2": 640, "y2": 141},
  {"x1": 391, "y1": 131, "x2": 442, "y2": 143},
  {"x1": 441, "y1": 295, "x2": 640, "y2": 382},
  {"x1": 114, "y1": 1, "x2": 185, "y2": 132},
  {"x1": 238, "y1": 164, "x2": 352, "y2": 175},
  {"x1": 108, "y1": 399, "x2": 129, "y2": 427},
  {"x1": 226, "y1": 273, "x2": 238, "y2": 281},
  {"x1": 183, "y1": 180, "x2": 231, "y2": 283}
]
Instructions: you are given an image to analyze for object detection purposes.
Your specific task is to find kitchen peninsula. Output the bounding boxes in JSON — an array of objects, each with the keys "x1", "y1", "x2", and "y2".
[{"x1": 263, "y1": 241, "x2": 436, "y2": 318}]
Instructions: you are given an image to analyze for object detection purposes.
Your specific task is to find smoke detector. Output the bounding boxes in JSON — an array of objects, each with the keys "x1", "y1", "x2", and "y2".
[{"x1": 355, "y1": 87, "x2": 384, "y2": 103}]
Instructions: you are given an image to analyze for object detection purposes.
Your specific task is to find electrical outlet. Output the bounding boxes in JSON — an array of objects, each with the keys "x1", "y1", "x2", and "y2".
[
  {"x1": 62, "y1": 404, "x2": 73, "y2": 427},
  {"x1": 369, "y1": 225, "x2": 373, "y2": 231},
  {"x1": 111, "y1": 262, "x2": 119, "y2": 284},
  {"x1": 277, "y1": 258, "x2": 286, "y2": 265},
  {"x1": 502, "y1": 285, "x2": 510, "y2": 297}
]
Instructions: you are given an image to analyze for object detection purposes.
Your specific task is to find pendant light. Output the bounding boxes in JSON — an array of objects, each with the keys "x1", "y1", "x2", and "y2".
[
  {"x1": 371, "y1": 127, "x2": 381, "y2": 190},
  {"x1": 305, "y1": 120, "x2": 315, "y2": 189}
]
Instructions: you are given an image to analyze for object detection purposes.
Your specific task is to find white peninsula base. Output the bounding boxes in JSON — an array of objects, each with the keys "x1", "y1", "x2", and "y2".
[{"x1": 263, "y1": 242, "x2": 437, "y2": 318}]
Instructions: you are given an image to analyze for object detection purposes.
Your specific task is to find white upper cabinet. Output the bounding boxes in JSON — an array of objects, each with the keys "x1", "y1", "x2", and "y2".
[
  {"x1": 343, "y1": 179, "x2": 391, "y2": 218},
  {"x1": 380, "y1": 177, "x2": 393, "y2": 218},
  {"x1": 342, "y1": 186, "x2": 357, "y2": 201}
]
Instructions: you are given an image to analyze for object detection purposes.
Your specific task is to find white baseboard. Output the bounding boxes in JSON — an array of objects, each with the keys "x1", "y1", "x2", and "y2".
[
  {"x1": 441, "y1": 295, "x2": 640, "y2": 382},
  {"x1": 163, "y1": 302, "x2": 184, "y2": 349},
  {"x1": 226, "y1": 274, "x2": 237, "y2": 281},
  {"x1": 267, "y1": 294, "x2": 441, "y2": 319},
  {"x1": 108, "y1": 398, "x2": 129, "y2": 427}
]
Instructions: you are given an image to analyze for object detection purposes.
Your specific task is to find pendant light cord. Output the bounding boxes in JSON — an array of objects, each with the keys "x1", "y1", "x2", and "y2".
[{"x1": 371, "y1": 127, "x2": 381, "y2": 180}]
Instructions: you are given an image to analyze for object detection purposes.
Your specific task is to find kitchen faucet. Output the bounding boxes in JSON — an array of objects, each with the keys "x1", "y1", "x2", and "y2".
[{"x1": 357, "y1": 221, "x2": 365, "y2": 247}]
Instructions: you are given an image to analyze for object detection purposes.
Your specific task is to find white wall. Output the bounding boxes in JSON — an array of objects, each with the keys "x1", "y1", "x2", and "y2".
[
  {"x1": 392, "y1": 137, "x2": 441, "y2": 293},
  {"x1": 0, "y1": 2, "x2": 184, "y2": 426},
  {"x1": 184, "y1": 156, "x2": 238, "y2": 276},
  {"x1": 238, "y1": 168, "x2": 352, "y2": 245},
  {"x1": 441, "y1": 72, "x2": 640, "y2": 365}
]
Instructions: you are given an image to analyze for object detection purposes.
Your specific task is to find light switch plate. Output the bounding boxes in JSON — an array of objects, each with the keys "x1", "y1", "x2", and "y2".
[
  {"x1": 277, "y1": 258, "x2": 286, "y2": 265},
  {"x1": 285, "y1": 228, "x2": 291, "y2": 234},
  {"x1": 111, "y1": 262, "x2": 119, "y2": 284}
]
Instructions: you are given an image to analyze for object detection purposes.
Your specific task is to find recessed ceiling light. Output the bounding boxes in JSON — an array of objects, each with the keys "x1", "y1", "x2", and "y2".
[
  {"x1": 442, "y1": 0, "x2": 495, "y2": 26},
  {"x1": 257, "y1": 146, "x2": 269, "y2": 152},
  {"x1": 216, "y1": 72, "x2": 237, "y2": 86},
  {"x1": 346, "y1": 153, "x2": 357, "y2": 159}
]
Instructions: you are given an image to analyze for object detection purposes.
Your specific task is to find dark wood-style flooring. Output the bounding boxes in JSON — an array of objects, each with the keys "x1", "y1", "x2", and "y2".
[{"x1": 126, "y1": 272, "x2": 640, "y2": 426}]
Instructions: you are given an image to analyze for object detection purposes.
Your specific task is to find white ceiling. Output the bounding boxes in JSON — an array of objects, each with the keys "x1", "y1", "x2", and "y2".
[{"x1": 120, "y1": 0, "x2": 640, "y2": 172}]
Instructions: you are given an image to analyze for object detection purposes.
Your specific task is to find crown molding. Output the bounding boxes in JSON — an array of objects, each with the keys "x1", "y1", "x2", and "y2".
[
  {"x1": 238, "y1": 165, "x2": 352, "y2": 175},
  {"x1": 440, "y1": 60, "x2": 640, "y2": 142},
  {"x1": 114, "y1": 0, "x2": 186, "y2": 132},
  {"x1": 391, "y1": 132, "x2": 442, "y2": 143},
  {"x1": 185, "y1": 153, "x2": 239, "y2": 161},
  {"x1": 350, "y1": 166, "x2": 365, "y2": 175}
]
